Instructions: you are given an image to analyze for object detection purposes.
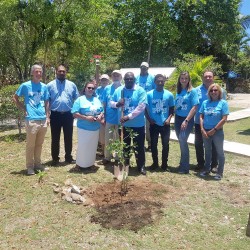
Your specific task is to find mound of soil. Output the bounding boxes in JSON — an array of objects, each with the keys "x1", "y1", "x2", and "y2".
[{"x1": 86, "y1": 178, "x2": 182, "y2": 231}]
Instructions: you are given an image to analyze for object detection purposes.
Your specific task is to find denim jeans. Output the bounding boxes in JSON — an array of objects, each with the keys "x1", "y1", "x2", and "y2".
[
  {"x1": 150, "y1": 123, "x2": 170, "y2": 167},
  {"x1": 174, "y1": 115, "x2": 194, "y2": 172},
  {"x1": 203, "y1": 129, "x2": 225, "y2": 176},
  {"x1": 123, "y1": 126, "x2": 145, "y2": 169},
  {"x1": 195, "y1": 123, "x2": 218, "y2": 167}
]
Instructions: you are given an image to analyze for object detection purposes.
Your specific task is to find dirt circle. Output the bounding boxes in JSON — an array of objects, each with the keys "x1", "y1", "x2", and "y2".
[{"x1": 86, "y1": 178, "x2": 183, "y2": 231}]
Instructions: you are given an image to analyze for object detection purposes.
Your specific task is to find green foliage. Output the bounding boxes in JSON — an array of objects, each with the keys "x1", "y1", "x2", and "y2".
[
  {"x1": 166, "y1": 54, "x2": 223, "y2": 94},
  {"x1": 0, "y1": 84, "x2": 22, "y2": 123}
]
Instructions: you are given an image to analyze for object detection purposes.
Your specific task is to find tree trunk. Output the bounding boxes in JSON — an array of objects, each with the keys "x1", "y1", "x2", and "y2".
[{"x1": 246, "y1": 213, "x2": 250, "y2": 237}]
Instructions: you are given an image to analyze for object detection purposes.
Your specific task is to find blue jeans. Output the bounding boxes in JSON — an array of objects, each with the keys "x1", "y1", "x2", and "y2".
[
  {"x1": 203, "y1": 129, "x2": 225, "y2": 176},
  {"x1": 150, "y1": 124, "x2": 170, "y2": 167},
  {"x1": 123, "y1": 126, "x2": 145, "y2": 169},
  {"x1": 174, "y1": 115, "x2": 194, "y2": 172}
]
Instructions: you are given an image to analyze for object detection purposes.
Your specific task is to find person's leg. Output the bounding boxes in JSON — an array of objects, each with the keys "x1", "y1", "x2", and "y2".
[
  {"x1": 25, "y1": 120, "x2": 37, "y2": 173},
  {"x1": 178, "y1": 118, "x2": 194, "y2": 173},
  {"x1": 34, "y1": 120, "x2": 48, "y2": 170},
  {"x1": 62, "y1": 112, "x2": 74, "y2": 162},
  {"x1": 161, "y1": 124, "x2": 170, "y2": 169},
  {"x1": 145, "y1": 119, "x2": 151, "y2": 149},
  {"x1": 211, "y1": 141, "x2": 218, "y2": 167},
  {"x1": 202, "y1": 134, "x2": 212, "y2": 174},
  {"x1": 194, "y1": 123, "x2": 205, "y2": 169},
  {"x1": 104, "y1": 122, "x2": 114, "y2": 161},
  {"x1": 50, "y1": 111, "x2": 62, "y2": 162},
  {"x1": 212, "y1": 130, "x2": 225, "y2": 177},
  {"x1": 149, "y1": 124, "x2": 159, "y2": 168},
  {"x1": 174, "y1": 115, "x2": 184, "y2": 168},
  {"x1": 132, "y1": 126, "x2": 145, "y2": 173}
]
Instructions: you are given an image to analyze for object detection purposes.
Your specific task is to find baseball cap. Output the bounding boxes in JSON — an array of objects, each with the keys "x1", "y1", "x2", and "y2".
[
  {"x1": 111, "y1": 70, "x2": 122, "y2": 75},
  {"x1": 140, "y1": 62, "x2": 149, "y2": 68},
  {"x1": 100, "y1": 74, "x2": 110, "y2": 80}
]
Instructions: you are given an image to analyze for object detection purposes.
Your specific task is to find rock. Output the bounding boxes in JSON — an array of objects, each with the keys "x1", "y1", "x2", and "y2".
[
  {"x1": 64, "y1": 179, "x2": 73, "y2": 186},
  {"x1": 63, "y1": 193, "x2": 73, "y2": 202},
  {"x1": 71, "y1": 185, "x2": 81, "y2": 194},
  {"x1": 53, "y1": 187, "x2": 61, "y2": 193},
  {"x1": 71, "y1": 193, "x2": 85, "y2": 203}
]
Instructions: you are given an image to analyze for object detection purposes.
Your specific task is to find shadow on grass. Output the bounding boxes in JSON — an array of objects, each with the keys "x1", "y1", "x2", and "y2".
[
  {"x1": 10, "y1": 169, "x2": 27, "y2": 176},
  {"x1": 0, "y1": 125, "x2": 18, "y2": 132},
  {"x1": 0, "y1": 132, "x2": 26, "y2": 142},
  {"x1": 237, "y1": 129, "x2": 250, "y2": 136},
  {"x1": 69, "y1": 165, "x2": 99, "y2": 174}
]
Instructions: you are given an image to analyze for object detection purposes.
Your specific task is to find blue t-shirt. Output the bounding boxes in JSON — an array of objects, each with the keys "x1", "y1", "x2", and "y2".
[
  {"x1": 71, "y1": 95, "x2": 103, "y2": 131},
  {"x1": 195, "y1": 84, "x2": 227, "y2": 124},
  {"x1": 102, "y1": 84, "x2": 120, "y2": 125},
  {"x1": 199, "y1": 99, "x2": 229, "y2": 129},
  {"x1": 146, "y1": 89, "x2": 175, "y2": 126},
  {"x1": 47, "y1": 79, "x2": 79, "y2": 112},
  {"x1": 15, "y1": 80, "x2": 49, "y2": 120},
  {"x1": 135, "y1": 74, "x2": 155, "y2": 92},
  {"x1": 95, "y1": 86, "x2": 105, "y2": 102},
  {"x1": 175, "y1": 88, "x2": 199, "y2": 117},
  {"x1": 112, "y1": 85, "x2": 147, "y2": 128}
]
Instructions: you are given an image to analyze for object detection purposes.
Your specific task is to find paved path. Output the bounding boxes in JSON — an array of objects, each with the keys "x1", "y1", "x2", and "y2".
[
  {"x1": 170, "y1": 131, "x2": 250, "y2": 158},
  {"x1": 228, "y1": 108, "x2": 250, "y2": 122}
]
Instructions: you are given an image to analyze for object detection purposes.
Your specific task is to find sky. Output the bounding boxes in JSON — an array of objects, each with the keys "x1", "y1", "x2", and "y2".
[{"x1": 240, "y1": 0, "x2": 250, "y2": 39}]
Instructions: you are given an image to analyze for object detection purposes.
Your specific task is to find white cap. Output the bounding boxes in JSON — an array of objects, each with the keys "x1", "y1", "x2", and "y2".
[
  {"x1": 111, "y1": 70, "x2": 122, "y2": 75},
  {"x1": 100, "y1": 74, "x2": 109, "y2": 80},
  {"x1": 140, "y1": 62, "x2": 149, "y2": 68}
]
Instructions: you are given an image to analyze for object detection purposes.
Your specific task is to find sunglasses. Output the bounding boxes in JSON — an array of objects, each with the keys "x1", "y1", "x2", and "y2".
[
  {"x1": 210, "y1": 89, "x2": 218, "y2": 92},
  {"x1": 87, "y1": 87, "x2": 95, "y2": 90}
]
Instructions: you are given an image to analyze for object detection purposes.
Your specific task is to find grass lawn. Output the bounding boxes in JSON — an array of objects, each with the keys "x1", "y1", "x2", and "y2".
[{"x1": 0, "y1": 121, "x2": 250, "y2": 249}]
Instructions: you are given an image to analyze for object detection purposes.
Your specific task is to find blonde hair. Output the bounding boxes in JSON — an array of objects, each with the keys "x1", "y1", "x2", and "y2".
[{"x1": 207, "y1": 83, "x2": 223, "y2": 100}]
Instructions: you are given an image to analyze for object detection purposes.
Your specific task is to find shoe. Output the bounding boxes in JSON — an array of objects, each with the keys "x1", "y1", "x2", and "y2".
[
  {"x1": 27, "y1": 168, "x2": 35, "y2": 175},
  {"x1": 139, "y1": 166, "x2": 147, "y2": 175},
  {"x1": 65, "y1": 158, "x2": 76, "y2": 164},
  {"x1": 161, "y1": 165, "x2": 169, "y2": 172},
  {"x1": 149, "y1": 163, "x2": 159, "y2": 170},
  {"x1": 147, "y1": 146, "x2": 151, "y2": 152},
  {"x1": 178, "y1": 170, "x2": 189, "y2": 174},
  {"x1": 214, "y1": 174, "x2": 222, "y2": 180},
  {"x1": 51, "y1": 159, "x2": 59, "y2": 166},
  {"x1": 211, "y1": 166, "x2": 218, "y2": 174},
  {"x1": 195, "y1": 164, "x2": 204, "y2": 171},
  {"x1": 200, "y1": 171, "x2": 209, "y2": 177},
  {"x1": 102, "y1": 159, "x2": 110, "y2": 165}
]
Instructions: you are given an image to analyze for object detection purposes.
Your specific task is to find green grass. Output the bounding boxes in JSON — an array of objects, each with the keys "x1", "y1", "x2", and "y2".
[{"x1": 0, "y1": 126, "x2": 249, "y2": 249}]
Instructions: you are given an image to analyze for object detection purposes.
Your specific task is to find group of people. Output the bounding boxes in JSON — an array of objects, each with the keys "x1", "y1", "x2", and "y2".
[{"x1": 13, "y1": 63, "x2": 229, "y2": 180}]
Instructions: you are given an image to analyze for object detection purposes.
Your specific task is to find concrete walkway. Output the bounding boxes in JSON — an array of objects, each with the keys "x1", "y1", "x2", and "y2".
[
  {"x1": 170, "y1": 131, "x2": 250, "y2": 157},
  {"x1": 227, "y1": 108, "x2": 250, "y2": 122}
]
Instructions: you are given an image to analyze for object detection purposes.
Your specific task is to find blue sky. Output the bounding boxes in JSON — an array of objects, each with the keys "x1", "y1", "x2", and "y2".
[{"x1": 240, "y1": 0, "x2": 250, "y2": 16}]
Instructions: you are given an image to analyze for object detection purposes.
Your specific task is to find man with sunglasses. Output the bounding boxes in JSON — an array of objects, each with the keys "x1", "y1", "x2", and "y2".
[
  {"x1": 194, "y1": 71, "x2": 226, "y2": 173},
  {"x1": 47, "y1": 65, "x2": 79, "y2": 165},
  {"x1": 136, "y1": 62, "x2": 155, "y2": 152},
  {"x1": 111, "y1": 72, "x2": 147, "y2": 175}
]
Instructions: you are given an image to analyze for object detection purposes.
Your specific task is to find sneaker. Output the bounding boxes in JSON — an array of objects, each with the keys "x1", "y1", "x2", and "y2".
[
  {"x1": 161, "y1": 165, "x2": 170, "y2": 172},
  {"x1": 149, "y1": 163, "x2": 159, "y2": 170},
  {"x1": 214, "y1": 174, "x2": 222, "y2": 180},
  {"x1": 178, "y1": 170, "x2": 189, "y2": 174},
  {"x1": 195, "y1": 164, "x2": 204, "y2": 171},
  {"x1": 65, "y1": 158, "x2": 76, "y2": 164},
  {"x1": 200, "y1": 171, "x2": 209, "y2": 177},
  {"x1": 27, "y1": 168, "x2": 35, "y2": 175},
  {"x1": 211, "y1": 166, "x2": 218, "y2": 174}
]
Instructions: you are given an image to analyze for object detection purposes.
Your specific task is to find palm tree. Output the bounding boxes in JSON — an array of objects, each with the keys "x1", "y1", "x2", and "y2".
[{"x1": 240, "y1": 15, "x2": 250, "y2": 30}]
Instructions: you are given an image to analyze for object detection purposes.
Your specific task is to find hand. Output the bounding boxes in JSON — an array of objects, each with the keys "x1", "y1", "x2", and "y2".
[
  {"x1": 201, "y1": 128, "x2": 208, "y2": 138},
  {"x1": 164, "y1": 119, "x2": 170, "y2": 126},
  {"x1": 86, "y1": 116, "x2": 96, "y2": 122},
  {"x1": 207, "y1": 129, "x2": 216, "y2": 137},
  {"x1": 46, "y1": 117, "x2": 50, "y2": 126},
  {"x1": 96, "y1": 113, "x2": 103, "y2": 122},
  {"x1": 181, "y1": 121, "x2": 188, "y2": 130},
  {"x1": 116, "y1": 98, "x2": 124, "y2": 108},
  {"x1": 120, "y1": 115, "x2": 129, "y2": 124}
]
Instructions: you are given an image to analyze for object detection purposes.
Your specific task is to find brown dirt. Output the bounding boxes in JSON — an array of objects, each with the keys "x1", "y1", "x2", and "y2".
[{"x1": 86, "y1": 178, "x2": 184, "y2": 232}]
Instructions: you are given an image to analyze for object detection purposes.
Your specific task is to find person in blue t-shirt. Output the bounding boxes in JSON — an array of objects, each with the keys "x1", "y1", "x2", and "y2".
[
  {"x1": 199, "y1": 84, "x2": 229, "y2": 180},
  {"x1": 145, "y1": 74, "x2": 174, "y2": 171},
  {"x1": 95, "y1": 74, "x2": 110, "y2": 155},
  {"x1": 71, "y1": 82, "x2": 104, "y2": 169},
  {"x1": 112, "y1": 72, "x2": 147, "y2": 175},
  {"x1": 47, "y1": 65, "x2": 79, "y2": 165},
  {"x1": 102, "y1": 70, "x2": 122, "y2": 164},
  {"x1": 194, "y1": 70, "x2": 227, "y2": 173},
  {"x1": 13, "y1": 64, "x2": 50, "y2": 175},
  {"x1": 174, "y1": 72, "x2": 199, "y2": 174},
  {"x1": 136, "y1": 62, "x2": 155, "y2": 152}
]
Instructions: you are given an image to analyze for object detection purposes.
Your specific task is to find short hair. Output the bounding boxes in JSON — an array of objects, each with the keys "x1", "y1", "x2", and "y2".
[
  {"x1": 124, "y1": 72, "x2": 135, "y2": 80},
  {"x1": 177, "y1": 71, "x2": 192, "y2": 94},
  {"x1": 154, "y1": 74, "x2": 166, "y2": 83},
  {"x1": 56, "y1": 64, "x2": 67, "y2": 72},
  {"x1": 31, "y1": 64, "x2": 42, "y2": 75},
  {"x1": 81, "y1": 82, "x2": 95, "y2": 96},
  {"x1": 203, "y1": 70, "x2": 214, "y2": 77},
  {"x1": 207, "y1": 83, "x2": 223, "y2": 100}
]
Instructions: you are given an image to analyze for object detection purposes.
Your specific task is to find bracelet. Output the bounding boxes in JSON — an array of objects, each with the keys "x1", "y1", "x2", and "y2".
[
  {"x1": 185, "y1": 119, "x2": 188, "y2": 123},
  {"x1": 214, "y1": 127, "x2": 217, "y2": 131}
]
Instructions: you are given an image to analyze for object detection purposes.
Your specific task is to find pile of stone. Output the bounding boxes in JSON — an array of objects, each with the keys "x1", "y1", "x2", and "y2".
[{"x1": 53, "y1": 179, "x2": 88, "y2": 205}]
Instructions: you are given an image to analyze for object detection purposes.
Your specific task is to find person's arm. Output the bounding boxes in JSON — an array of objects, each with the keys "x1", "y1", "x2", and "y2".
[
  {"x1": 207, "y1": 115, "x2": 228, "y2": 137},
  {"x1": 164, "y1": 106, "x2": 174, "y2": 125},
  {"x1": 200, "y1": 113, "x2": 208, "y2": 138},
  {"x1": 13, "y1": 94, "x2": 27, "y2": 116},
  {"x1": 145, "y1": 107, "x2": 155, "y2": 125},
  {"x1": 73, "y1": 112, "x2": 96, "y2": 122},
  {"x1": 181, "y1": 105, "x2": 197, "y2": 130},
  {"x1": 45, "y1": 100, "x2": 50, "y2": 125}
]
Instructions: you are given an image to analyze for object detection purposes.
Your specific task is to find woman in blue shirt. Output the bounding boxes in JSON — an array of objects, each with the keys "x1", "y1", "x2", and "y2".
[
  {"x1": 71, "y1": 82, "x2": 104, "y2": 169},
  {"x1": 175, "y1": 72, "x2": 199, "y2": 174},
  {"x1": 199, "y1": 83, "x2": 229, "y2": 180}
]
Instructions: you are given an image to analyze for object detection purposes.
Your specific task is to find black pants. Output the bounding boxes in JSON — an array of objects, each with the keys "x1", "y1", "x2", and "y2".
[
  {"x1": 194, "y1": 123, "x2": 217, "y2": 167},
  {"x1": 50, "y1": 111, "x2": 74, "y2": 161},
  {"x1": 150, "y1": 124, "x2": 170, "y2": 167},
  {"x1": 123, "y1": 126, "x2": 145, "y2": 169}
]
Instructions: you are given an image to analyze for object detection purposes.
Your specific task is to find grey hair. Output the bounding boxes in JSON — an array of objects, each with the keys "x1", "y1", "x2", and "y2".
[{"x1": 31, "y1": 64, "x2": 43, "y2": 75}]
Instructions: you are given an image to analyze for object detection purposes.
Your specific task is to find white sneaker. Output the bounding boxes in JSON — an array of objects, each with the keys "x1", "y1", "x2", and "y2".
[
  {"x1": 27, "y1": 168, "x2": 35, "y2": 175},
  {"x1": 200, "y1": 171, "x2": 209, "y2": 177},
  {"x1": 214, "y1": 174, "x2": 222, "y2": 180}
]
